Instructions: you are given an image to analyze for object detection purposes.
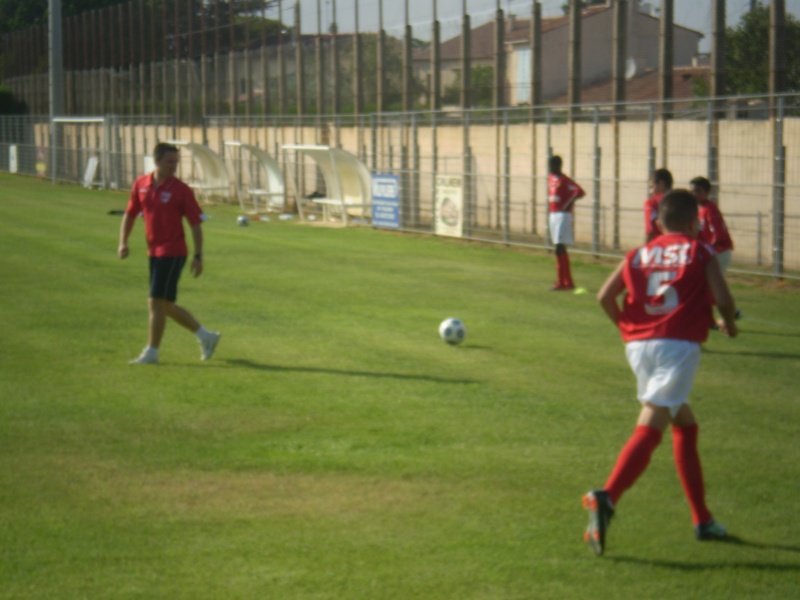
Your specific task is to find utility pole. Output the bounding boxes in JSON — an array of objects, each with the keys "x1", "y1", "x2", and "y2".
[{"x1": 49, "y1": 0, "x2": 64, "y2": 183}]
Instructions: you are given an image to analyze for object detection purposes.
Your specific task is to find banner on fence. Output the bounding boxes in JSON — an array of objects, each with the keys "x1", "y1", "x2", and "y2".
[
  {"x1": 435, "y1": 175, "x2": 464, "y2": 238},
  {"x1": 371, "y1": 174, "x2": 400, "y2": 229}
]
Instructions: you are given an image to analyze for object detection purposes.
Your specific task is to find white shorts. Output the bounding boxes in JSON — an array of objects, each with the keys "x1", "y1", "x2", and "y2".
[
  {"x1": 716, "y1": 249, "x2": 732, "y2": 273},
  {"x1": 549, "y1": 212, "x2": 573, "y2": 245},
  {"x1": 625, "y1": 339, "x2": 701, "y2": 416}
]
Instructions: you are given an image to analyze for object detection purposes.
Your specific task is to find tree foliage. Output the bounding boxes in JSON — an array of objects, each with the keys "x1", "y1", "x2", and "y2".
[
  {"x1": 725, "y1": 5, "x2": 800, "y2": 94},
  {"x1": 0, "y1": 1, "x2": 283, "y2": 35},
  {"x1": 0, "y1": 1, "x2": 126, "y2": 33},
  {"x1": 442, "y1": 66, "x2": 494, "y2": 108}
]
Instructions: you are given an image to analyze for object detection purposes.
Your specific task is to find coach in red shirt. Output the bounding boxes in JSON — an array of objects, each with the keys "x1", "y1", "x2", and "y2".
[{"x1": 118, "y1": 142, "x2": 220, "y2": 365}]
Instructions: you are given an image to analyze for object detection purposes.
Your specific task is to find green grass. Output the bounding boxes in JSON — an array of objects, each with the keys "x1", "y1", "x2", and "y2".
[{"x1": 1, "y1": 173, "x2": 799, "y2": 599}]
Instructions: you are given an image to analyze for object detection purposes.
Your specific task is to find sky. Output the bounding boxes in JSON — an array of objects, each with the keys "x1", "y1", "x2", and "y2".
[{"x1": 283, "y1": 0, "x2": 800, "y2": 53}]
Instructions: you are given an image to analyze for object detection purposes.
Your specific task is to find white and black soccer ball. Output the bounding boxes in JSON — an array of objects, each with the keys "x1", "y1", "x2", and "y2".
[
  {"x1": 439, "y1": 317, "x2": 466, "y2": 345},
  {"x1": 237, "y1": 215, "x2": 249, "y2": 226}
]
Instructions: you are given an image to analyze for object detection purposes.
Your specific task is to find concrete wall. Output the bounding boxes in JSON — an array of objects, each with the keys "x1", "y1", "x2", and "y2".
[{"x1": 27, "y1": 114, "x2": 800, "y2": 271}]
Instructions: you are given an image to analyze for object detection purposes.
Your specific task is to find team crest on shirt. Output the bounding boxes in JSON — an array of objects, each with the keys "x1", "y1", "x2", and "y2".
[{"x1": 160, "y1": 191, "x2": 172, "y2": 203}]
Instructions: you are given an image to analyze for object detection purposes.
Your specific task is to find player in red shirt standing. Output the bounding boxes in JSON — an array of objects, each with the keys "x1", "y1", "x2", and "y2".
[
  {"x1": 547, "y1": 155, "x2": 585, "y2": 290},
  {"x1": 689, "y1": 176, "x2": 734, "y2": 272},
  {"x1": 118, "y1": 142, "x2": 221, "y2": 365},
  {"x1": 644, "y1": 168, "x2": 673, "y2": 242},
  {"x1": 582, "y1": 189, "x2": 738, "y2": 556}
]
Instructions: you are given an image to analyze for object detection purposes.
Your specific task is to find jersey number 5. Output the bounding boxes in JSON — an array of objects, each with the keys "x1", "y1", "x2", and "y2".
[{"x1": 645, "y1": 271, "x2": 679, "y2": 315}]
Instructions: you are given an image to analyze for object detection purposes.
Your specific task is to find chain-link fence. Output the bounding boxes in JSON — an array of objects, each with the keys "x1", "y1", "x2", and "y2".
[{"x1": 1, "y1": 92, "x2": 798, "y2": 277}]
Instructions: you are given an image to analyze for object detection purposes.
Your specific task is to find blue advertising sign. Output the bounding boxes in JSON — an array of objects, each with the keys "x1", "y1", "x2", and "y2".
[{"x1": 371, "y1": 174, "x2": 400, "y2": 229}]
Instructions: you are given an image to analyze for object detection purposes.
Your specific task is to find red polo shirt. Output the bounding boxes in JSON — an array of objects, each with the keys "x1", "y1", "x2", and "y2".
[{"x1": 126, "y1": 174, "x2": 203, "y2": 257}]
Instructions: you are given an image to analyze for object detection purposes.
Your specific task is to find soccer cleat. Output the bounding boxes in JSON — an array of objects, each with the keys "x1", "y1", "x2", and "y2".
[
  {"x1": 200, "y1": 331, "x2": 221, "y2": 360},
  {"x1": 695, "y1": 519, "x2": 727, "y2": 541},
  {"x1": 734, "y1": 309, "x2": 743, "y2": 320},
  {"x1": 129, "y1": 348, "x2": 158, "y2": 365},
  {"x1": 583, "y1": 490, "x2": 615, "y2": 556}
]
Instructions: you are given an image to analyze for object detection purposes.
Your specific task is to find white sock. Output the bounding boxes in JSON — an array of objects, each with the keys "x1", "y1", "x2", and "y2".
[
  {"x1": 145, "y1": 345, "x2": 158, "y2": 355},
  {"x1": 194, "y1": 326, "x2": 209, "y2": 341}
]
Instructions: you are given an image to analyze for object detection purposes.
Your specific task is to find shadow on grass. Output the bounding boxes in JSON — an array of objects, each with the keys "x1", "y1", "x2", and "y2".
[
  {"x1": 737, "y1": 328, "x2": 800, "y2": 339},
  {"x1": 609, "y1": 535, "x2": 800, "y2": 572},
  {"x1": 219, "y1": 358, "x2": 481, "y2": 384},
  {"x1": 702, "y1": 348, "x2": 800, "y2": 360}
]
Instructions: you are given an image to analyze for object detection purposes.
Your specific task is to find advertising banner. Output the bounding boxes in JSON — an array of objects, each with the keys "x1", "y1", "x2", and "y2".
[
  {"x1": 435, "y1": 175, "x2": 463, "y2": 238},
  {"x1": 371, "y1": 174, "x2": 401, "y2": 229}
]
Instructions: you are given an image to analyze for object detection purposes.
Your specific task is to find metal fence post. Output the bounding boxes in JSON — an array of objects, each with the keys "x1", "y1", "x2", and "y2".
[
  {"x1": 647, "y1": 102, "x2": 656, "y2": 182},
  {"x1": 756, "y1": 211, "x2": 763, "y2": 267},
  {"x1": 545, "y1": 107, "x2": 552, "y2": 247},
  {"x1": 773, "y1": 97, "x2": 786, "y2": 280},
  {"x1": 503, "y1": 108, "x2": 510, "y2": 243},
  {"x1": 593, "y1": 105, "x2": 601, "y2": 256},
  {"x1": 432, "y1": 109, "x2": 438, "y2": 233},
  {"x1": 464, "y1": 109, "x2": 472, "y2": 238},
  {"x1": 412, "y1": 111, "x2": 420, "y2": 228},
  {"x1": 370, "y1": 113, "x2": 377, "y2": 171}
]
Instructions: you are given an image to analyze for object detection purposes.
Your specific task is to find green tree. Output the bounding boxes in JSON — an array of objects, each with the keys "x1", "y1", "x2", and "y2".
[
  {"x1": 442, "y1": 65, "x2": 494, "y2": 108},
  {"x1": 0, "y1": 84, "x2": 26, "y2": 113},
  {"x1": 725, "y1": 5, "x2": 800, "y2": 94},
  {"x1": 0, "y1": 0, "x2": 126, "y2": 32}
]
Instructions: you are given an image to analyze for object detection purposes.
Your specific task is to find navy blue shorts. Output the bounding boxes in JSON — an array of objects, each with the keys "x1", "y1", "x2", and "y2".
[{"x1": 148, "y1": 256, "x2": 186, "y2": 302}]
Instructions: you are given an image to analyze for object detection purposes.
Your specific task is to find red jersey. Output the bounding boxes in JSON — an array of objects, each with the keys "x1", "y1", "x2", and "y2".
[
  {"x1": 619, "y1": 233, "x2": 716, "y2": 343},
  {"x1": 548, "y1": 173, "x2": 585, "y2": 213},
  {"x1": 698, "y1": 200, "x2": 733, "y2": 253},
  {"x1": 126, "y1": 173, "x2": 204, "y2": 257},
  {"x1": 643, "y1": 193, "x2": 664, "y2": 238}
]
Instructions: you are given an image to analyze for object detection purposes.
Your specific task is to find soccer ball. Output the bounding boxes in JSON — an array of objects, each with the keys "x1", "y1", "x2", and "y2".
[
  {"x1": 439, "y1": 317, "x2": 466, "y2": 345},
  {"x1": 237, "y1": 215, "x2": 249, "y2": 226}
]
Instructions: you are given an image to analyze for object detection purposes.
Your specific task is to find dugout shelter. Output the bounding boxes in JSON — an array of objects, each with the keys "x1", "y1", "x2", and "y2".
[
  {"x1": 168, "y1": 140, "x2": 232, "y2": 204},
  {"x1": 224, "y1": 141, "x2": 285, "y2": 214},
  {"x1": 283, "y1": 145, "x2": 372, "y2": 225}
]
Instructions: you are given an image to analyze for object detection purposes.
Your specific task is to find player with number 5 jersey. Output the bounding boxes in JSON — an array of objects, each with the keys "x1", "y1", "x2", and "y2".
[
  {"x1": 618, "y1": 232, "x2": 716, "y2": 343},
  {"x1": 582, "y1": 189, "x2": 738, "y2": 557}
]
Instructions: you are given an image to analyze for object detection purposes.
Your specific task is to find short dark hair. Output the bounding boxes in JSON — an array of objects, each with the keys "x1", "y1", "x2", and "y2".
[
  {"x1": 689, "y1": 176, "x2": 711, "y2": 192},
  {"x1": 548, "y1": 155, "x2": 563, "y2": 174},
  {"x1": 154, "y1": 142, "x2": 179, "y2": 163},
  {"x1": 652, "y1": 168, "x2": 673, "y2": 190},
  {"x1": 659, "y1": 189, "x2": 698, "y2": 232}
]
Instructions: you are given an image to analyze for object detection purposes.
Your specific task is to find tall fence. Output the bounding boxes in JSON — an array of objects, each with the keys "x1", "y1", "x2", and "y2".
[
  {"x1": 1, "y1": 93, "x2": 797, "y2": 278},
  {"x1": 3, "y1": 1, "x2": 798, "y2": 119}
]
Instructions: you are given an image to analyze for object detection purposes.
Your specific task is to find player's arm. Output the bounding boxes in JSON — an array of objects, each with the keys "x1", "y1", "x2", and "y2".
[
  {"x1": 597, "y1": 260, "x2": 626, "y2": 326},
  {"x1": 561, "y1": 181, "x2": 586, "y2": 211},
  {"x1": 189, "y1": 222, "x2": 204, "y2": 277},
  {"x1": 118, "y1": 213, "x2": 136, "y2": 259},
  {"x1": 705, "y1": 256, "x2": 737, "y2": 337},
  {"x1": 119, "y1": 183, "x2": 140, "y2": 259},
  {"x1": 644, "y1": 202, "x2": 660, "y2": 242}
]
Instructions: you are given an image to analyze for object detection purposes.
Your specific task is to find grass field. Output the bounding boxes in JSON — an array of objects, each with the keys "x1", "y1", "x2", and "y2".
[{"x1": 1, "y1": 173, "x2": 799, "y2": 599}]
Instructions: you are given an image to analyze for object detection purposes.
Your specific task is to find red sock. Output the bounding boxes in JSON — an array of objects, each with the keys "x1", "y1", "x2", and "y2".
[
  {"x1": 555, "y1": 254, "x2": 564, "y2": 286},
  {"x1": 672, "y1": 424, "x2": 712, "y2": 525},
  {"x1": 604, "y1": 425, "x2": 663, "y2": 506},
  {"x1": 557, "y1": 253, "x2": 574, "y2": 288}
]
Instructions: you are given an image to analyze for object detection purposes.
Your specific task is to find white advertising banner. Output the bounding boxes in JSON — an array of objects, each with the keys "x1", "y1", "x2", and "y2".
[{"x1": 435, "y1": 175, "x2": 463, "y2": 238}]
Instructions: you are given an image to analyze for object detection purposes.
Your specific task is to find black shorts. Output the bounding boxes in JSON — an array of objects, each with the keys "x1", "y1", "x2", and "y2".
[{"x1": 148, "y1": 256, "x2": 186, "y2": 302}]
